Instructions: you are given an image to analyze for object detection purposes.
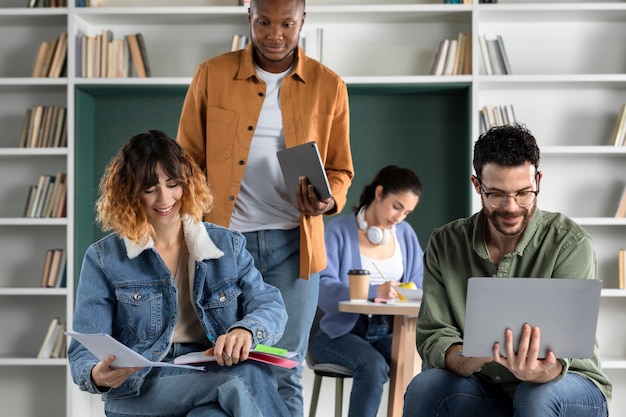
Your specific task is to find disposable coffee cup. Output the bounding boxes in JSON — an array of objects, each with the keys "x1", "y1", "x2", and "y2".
[{"x1": 348, "y1": 269, "x2": 370, "y2": 302}]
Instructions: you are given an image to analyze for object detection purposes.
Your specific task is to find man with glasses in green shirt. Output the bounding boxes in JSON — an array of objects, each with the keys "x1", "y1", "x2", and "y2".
[{"x1": 402, "y1": 124, "x2": 611, "y2": 417}]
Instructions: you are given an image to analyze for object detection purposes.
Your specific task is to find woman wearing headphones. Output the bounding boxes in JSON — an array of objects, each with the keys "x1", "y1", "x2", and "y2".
[{"x1": 310, "y1": 165, "x2": 424, "y2": 417}]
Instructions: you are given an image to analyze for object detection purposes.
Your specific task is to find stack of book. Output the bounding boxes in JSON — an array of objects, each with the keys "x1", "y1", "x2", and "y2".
[
  {"x1": 31, "y1": 32, "x2": 68, "y2": 78},
  {"x1": 23, "y1": 172, "x2": 67, "y2": 218},
  {"x1": 18, "y1": 106, "x2": 67, "y2": 148},
  {"x1": 479, "y1": 104, "x2": 516, "y2": 132},
  {"x1": 429, "y1": 32, "x2": 472, "y2": 76},
  {"x1": 38, "y1": 317, "x2": 67, "y2": 359},
  {"x1": 609, "y1": 103, "x2": 626, "y2": 146},
  {"x1": 40, "y1": 249, "x2": 66, "y2": 288},
  {"x1": 478, "y1": 34, "x2": 512, "y2": 75},
  {"x1": 76, "y1": 30, "x2": 151, "y2": 78}
]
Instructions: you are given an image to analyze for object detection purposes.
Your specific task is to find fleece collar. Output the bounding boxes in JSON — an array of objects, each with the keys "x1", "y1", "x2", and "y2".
[{"x1": 123, "y1": 215, "x2": 224, "y2": 264}]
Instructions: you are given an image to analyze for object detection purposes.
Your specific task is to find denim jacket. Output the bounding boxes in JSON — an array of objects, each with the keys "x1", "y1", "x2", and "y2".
[{"x1": 68, "y1": 216, "x2": 287, "y2": 399}]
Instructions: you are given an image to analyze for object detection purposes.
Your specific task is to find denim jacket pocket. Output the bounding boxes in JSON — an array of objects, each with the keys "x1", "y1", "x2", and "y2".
[{"x1": 116, "y1": 284, "x2": 164, "y2": 340}]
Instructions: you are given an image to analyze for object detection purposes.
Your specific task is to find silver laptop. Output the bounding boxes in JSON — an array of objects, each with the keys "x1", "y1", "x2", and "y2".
[{"x1": 462, "y1": 277, "x2": 602, "y2": 359}]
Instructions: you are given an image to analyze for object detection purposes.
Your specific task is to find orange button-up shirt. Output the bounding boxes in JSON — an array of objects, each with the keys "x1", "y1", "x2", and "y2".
[{"x1": 177, "y1": 44, "x2": 354, "y2": 279}]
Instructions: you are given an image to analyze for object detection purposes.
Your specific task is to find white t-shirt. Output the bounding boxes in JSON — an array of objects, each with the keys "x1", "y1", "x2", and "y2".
[
  {"x1": 230, "y1": 66, "x2": 300, "y2": 232},
  {"x1": 360, "y1": 234, "x2": 404, "y2": 285}
]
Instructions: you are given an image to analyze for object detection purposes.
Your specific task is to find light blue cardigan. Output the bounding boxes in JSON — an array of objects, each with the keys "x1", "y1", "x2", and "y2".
[{"x1": 318, "y1": 212, "x2": 424, "y2": 339}]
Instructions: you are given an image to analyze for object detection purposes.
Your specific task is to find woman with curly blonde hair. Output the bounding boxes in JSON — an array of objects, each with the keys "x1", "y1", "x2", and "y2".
[{"x1": 68, "y1": 130, "x2": 290, "y2": 417}]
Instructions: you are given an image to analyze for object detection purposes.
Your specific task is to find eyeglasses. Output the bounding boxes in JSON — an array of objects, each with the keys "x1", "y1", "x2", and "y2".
[{"x1": 477, "y1": 176, "x2": 540, "y2": 208}]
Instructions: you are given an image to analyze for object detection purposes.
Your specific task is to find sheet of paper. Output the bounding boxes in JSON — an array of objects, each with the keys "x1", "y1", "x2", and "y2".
[{"x1": 66, "y1": 331, "x2": 205, "y2": 371}]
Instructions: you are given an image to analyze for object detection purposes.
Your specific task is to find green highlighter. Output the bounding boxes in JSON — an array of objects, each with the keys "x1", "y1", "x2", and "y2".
[{"x1": 254, "y1": 344, "x2": 288, "y2": 356}]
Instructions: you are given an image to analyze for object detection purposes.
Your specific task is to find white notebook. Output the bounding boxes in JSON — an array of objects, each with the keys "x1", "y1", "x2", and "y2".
[
  {"x1": 462, "y1": 277, "x2": 602, "y2": 359},
  {"x1": 277, "y1": 142, "x2": 332, "y2": 205}
]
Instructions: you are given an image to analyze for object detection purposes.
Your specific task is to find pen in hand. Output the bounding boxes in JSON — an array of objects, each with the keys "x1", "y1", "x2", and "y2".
[
  {"x1": 372, "y1": 262, "x2": 407, "y2": 301},
  {"x1": 207, "y1": 333, "x2": 231, "y2": 361}
]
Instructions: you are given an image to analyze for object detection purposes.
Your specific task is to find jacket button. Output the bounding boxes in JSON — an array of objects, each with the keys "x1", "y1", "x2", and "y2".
[
  {"x1": 219, "y1": 293, "x2": 226, "y2": 302},
  {"x1": 258, "y1": 92, "x2": 264, "y2": 97},
  {"x1": 239, "y1": 160, "x2": 245, "y2": 165},
  {"x1": 247, "y1": 125, "x2": 253, "y2": 131},
  {"x1": 229, "y1": 195, "x2": 235, "y2": 201},
  {"x1": 256, "y1": 330, "x2": 263, "y2": 338}
]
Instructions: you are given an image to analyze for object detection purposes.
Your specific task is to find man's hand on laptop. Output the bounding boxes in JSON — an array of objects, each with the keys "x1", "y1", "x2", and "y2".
[
  {"x1": 493, "y1": 323, "x2": 563, "y2": 383},
  {"x1": 445, "y1": 344, "x2": 493, "y2": 377}
]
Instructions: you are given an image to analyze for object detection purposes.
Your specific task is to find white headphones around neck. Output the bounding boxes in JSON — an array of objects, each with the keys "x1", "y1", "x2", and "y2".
[{"x1": 357, "y1": 206, "x2": 394, "y2": 245}]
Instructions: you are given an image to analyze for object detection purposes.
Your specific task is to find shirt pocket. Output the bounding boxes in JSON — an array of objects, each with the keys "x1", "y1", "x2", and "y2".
[
  {"x1": 116, "y1": 284, "x2": 164, "y2": 340},
  {"x1": 206, "y1": 106, "x2": 238, "y2": 162},
  {"x1": 199, "y1": 279, "x2": 242, "y2": 328}
]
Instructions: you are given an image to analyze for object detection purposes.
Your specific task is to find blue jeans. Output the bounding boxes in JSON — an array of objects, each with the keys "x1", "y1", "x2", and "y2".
[
  {"x1": 243, "y1": 228, "x2": 319, "y2": 417},
  {"x1": 403, "y1": 368, "x2": 608, "y2": 417},
  {"x1": 310, "y1": 314, "x2": 392, "y2": 417},
  {"x1": 104, "y1": 343, "x2": 290, "y2": 417}
]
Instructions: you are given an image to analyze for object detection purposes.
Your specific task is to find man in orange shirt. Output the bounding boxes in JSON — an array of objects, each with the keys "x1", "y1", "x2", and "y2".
[{"x1": 177, "y1": 0, "x2": 354, "y2": 415}]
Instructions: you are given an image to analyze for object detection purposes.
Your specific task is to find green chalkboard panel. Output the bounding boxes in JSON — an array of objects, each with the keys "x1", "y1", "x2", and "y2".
[
  {"x1": 74, "y1": 85, "x2": 187, "y2": 278},
  {"x1": 344, "y1": 83, "x2": 471, "y2": 246},
  {"x1": 74, "y1": 83, "x2": 471, "y2": 285}
]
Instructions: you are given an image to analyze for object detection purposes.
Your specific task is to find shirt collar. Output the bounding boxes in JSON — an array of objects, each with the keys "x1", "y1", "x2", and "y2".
[{"x1": 237, "y1": 43, "x2": 307, "y2": 83}]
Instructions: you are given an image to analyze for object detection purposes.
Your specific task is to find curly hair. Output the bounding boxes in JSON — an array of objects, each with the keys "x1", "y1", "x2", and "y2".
[
  {"x1": 96, "y1": 130, "x2": 213, "y2": 244},
  {"x1": 473, "y1": 124, "x2": 540, "y2": 178}
]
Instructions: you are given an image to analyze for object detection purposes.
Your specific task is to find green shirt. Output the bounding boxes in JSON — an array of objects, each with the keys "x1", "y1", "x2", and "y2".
[{"x1": 416, "y1": 208, "x2": 612, "y2": 404}]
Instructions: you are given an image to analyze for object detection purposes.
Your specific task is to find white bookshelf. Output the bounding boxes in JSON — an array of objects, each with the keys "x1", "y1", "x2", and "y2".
[{"x1": 0, "y1": 1, "x2": 623, "y2": 416}]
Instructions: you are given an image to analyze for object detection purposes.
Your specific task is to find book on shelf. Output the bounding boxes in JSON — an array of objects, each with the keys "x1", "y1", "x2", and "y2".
[
  {"x1": 608, "y1": 103, "x2": 626, "y2": 146},
  {"x1": 40, "y1": 249, "x2": 55, "y2": 287},
  {"x1": 479, "y1": 104, "x2": 516, "y2": 132},
  {"x1": 230, "y1": 34, "x2": 249, "y2": 52},
  {"x1": 18, "y1": 107, "x2": 32, "y2": 148},
  {"x1": 31, "y1": 32, "x2": 67, "y2": 78},
  {"x1": 47, "y1": 249, "x2": 66, "y2": 288},
  {"x1": 478, "y1": 34, "x2": 492, "y2": 75},
  {"x1": 40, "y1": 249, "x2": 66, "y2": 288},
  {"x1": 100, "y1": 29, "x2": 113, "y2": 78},
  {"x1": 479, "y1": 34, "x2": 511, "y2": 76},
  {"x1": 77, "y1": 30, "x2": 135, "y2": 78},
  {"x1": 50, "y1": 322, "x2": 67, "y2": 358},
  {"x1": 615, "y1": 185, "x2": 626, "y2": 218},
  {"x1": 428, "y1": 32, "x2": 471, "y2": 76},
  {"x1": 496, "y1": 35, "x2": 512, "y2": 75},
  {"x1": 429, "y1": 39, "x2": 449, "y2": 76},
  {"x1": 38, "y1": 317, "x2": 67, "y2": 359},
  {"x1": 618, "y1": 249, "x2": 625, "y2": 290},
  {"x1": 27, "y1": 105, "x2": 45, "y2": 147},
  {"x1": 18, "y1": 106, "x2": 67, "y2": 148},
  {"x1": 301, "y1": 27, "x2": 323, "y2": 62},
  {"x1": 37, "y1": 317, "x2": 61, "y2": 359},
  {"x1": 442, "y1": 39, "x2": 458, "y2": 76},
  {"x1": 136, "y1": 33, "x2": 152, "y2": 77},
  {"x1": 27, "y1": 174, "x2": 52, "y2": 218},
  {"x1": 23, "y1": 172, "x2": 67, "y2": 218},
  {"x1": 48, "y1": 31, "x2": 67, "y2": 78},
  {"x1": 31, "y1": 41, "x2": 50, "y2": 77},
  {"x1": 28, "y1": 0, "x2": 67, "y2": 7},
  {"x1": 126, "y1": 33, "x2": 151, "y2": 78}
]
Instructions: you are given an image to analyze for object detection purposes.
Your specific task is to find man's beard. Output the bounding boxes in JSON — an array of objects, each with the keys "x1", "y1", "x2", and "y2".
[{"x1": 483, "y1": 201, "x2": 536, "y2": 237}]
